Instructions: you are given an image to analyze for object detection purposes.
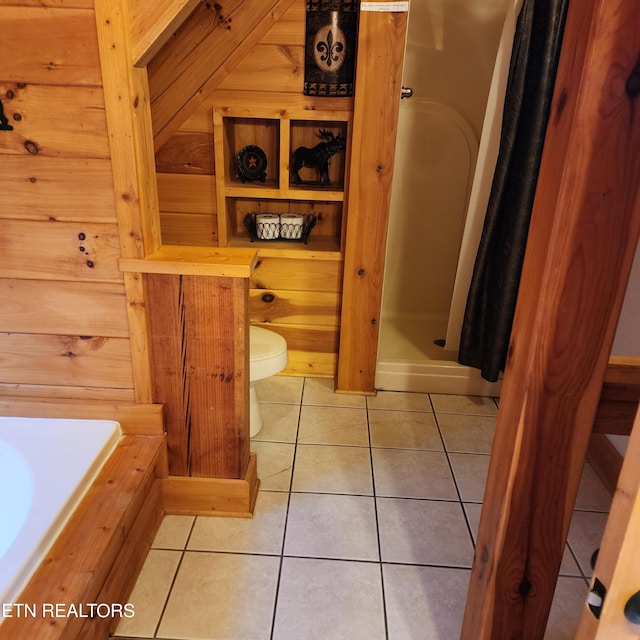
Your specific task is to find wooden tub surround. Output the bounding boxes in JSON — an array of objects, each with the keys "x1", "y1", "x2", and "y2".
[{"x1": 0, "y1": 403, "x2": 166, "y2": 640}]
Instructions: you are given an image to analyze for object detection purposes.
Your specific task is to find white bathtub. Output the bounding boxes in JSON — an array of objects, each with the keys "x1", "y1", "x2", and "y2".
[{"x1": 0, "y1": 417, "x2": 121, "y2": 606}]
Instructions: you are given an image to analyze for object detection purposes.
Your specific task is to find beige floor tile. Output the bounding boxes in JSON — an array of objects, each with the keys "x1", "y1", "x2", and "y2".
[
  {"x1": 256, "y1": 375, "x2": 304, "y2": 405},
  {"x1": 292, "y1": 444, "x2": 373, "y2": 495},
  {"x1": 545, "y1": 577, "x2": 588, "y2": 639},
  {"x1": 567, "y1": 511, "x2": 608, "y2": 577},
  {"x1": 377, "y1": 498, "x2": 473, "y2": 567},
  {"x1": 383, "y1": 564, "x2": 470, "y2": 640},
  {"x1": 152, "y1": 515, "x2": 194, "y2": 550},
  {"x1": 367, "y1": 390, "x2": 431, "y2": 412},
  {"x1": 430, "y1": 393, "x2": 498, "y2": 416},
  {"x1": 187, "y1": 490, "x2": 288, "y2": 555},
  {"x1": 273, "y1": 557, "x2": 386, "y2": 640},
  {"x1": 113, "y1": 549, "x2": 181, "y2": 638},
  {"x1": 369, "y1": 409, "x2": 442, "y2": 450},
  {"x1": 251, "y1": 403, "x2": 300, "y2": 443},
  {"x1": 302, "y1": 377, "x2": 366, "y2": 407},
  {"x1": 284, "y1": 493, "x2": 379, "y2": 561},
  {"x1": 372, "y1": 448, "x2": 458, "y2": 499},
  {"x1": 157, "y1": 552, "x2": 280, "y2": 640},
  {"x1": 251, "y1": 441, "x2": 295, "y2": 491},
  {"x1": 574, "y1": 463, "x2": 612, "y2": 512},
  {"x1": 437, "y1": 413, "x2": 496, "y2": 454},
  {"x1": 297, "y1": 405, "x2": 369, "y2": 446},
  {"x1": 449, "y1": 453, "x2": 490, "y2": 503}
]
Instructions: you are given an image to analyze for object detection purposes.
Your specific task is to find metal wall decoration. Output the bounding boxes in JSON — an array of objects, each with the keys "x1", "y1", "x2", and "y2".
[
  {"x1": 292, "y1": 129, "x2": 346, "y2": 184},
  {"x1": 304, "y1": 0, "x2": 359, "y2": 97},
  {"x1": 0, "y1": 99, "x2": 14, "y2": 131}
]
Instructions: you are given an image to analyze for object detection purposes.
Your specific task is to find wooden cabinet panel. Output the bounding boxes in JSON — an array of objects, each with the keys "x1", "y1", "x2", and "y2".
[
  {"x1": 0, "y1": 219, "x2": 123, "y2": 283},
  {"x1": 0, "y1": 83, "x2": 110, "y2": 158},
  {"x1": 2, "y1": 156, "x2": 117, "y2": 223},
  {"x1": 0, "y1": 7, "x2": 101, "y2": 85},
  {"x1": 0, "y1": 333, "x2": 134, "y2": 389},
  {"x1": 0, "y1": 279, "x2": 129, "y2": 337}
]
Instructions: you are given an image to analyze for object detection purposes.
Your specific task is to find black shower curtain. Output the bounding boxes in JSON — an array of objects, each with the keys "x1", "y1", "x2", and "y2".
[{"x1": 457, "y1": 0, "x2": 570, "y2": 382}]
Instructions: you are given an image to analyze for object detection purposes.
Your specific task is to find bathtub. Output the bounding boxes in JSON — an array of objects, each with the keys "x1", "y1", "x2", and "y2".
[{"x1": 0, "y1": 417, "x2": 121, "y2": 606}]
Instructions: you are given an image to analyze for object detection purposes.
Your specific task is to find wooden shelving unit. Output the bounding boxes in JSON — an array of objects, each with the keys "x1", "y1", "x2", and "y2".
[{"x1": 213, "y1": 108, "x2": 350, "y2": 259}]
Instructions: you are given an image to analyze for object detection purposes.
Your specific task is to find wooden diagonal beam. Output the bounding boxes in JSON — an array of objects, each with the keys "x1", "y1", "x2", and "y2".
[{"x1": 149, "y1": 0, "x2": 296, "y2": 151}]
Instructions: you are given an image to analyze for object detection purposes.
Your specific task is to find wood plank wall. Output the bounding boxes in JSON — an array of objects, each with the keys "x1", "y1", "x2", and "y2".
[
  {"x1": 0, "y1": 2, "x2": 136, "y2": 402},
  {"x1": 153, "y1": 0, "x2": 350, "y2": 377}
]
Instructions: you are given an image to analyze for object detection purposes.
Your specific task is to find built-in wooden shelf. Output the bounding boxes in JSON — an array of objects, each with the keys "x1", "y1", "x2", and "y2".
[{"x1": 119, "y1": 244, "x2": 258, "y2": 277}]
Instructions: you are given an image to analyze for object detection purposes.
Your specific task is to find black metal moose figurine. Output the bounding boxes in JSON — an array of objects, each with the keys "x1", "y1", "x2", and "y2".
[{"x1": 292, "y1": 129, "x2": 345, "y2": 185}]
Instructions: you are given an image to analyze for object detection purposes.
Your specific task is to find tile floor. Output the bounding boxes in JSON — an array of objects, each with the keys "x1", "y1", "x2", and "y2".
[{"x1": 112, "y1": 377, "x2": 612, "y2": 640}]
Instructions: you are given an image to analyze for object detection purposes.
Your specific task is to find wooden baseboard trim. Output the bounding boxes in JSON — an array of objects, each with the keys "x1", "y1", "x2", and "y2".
[
  {"x1": 586, "y1": 433, "x2": 624, "y2": 495},
  {"x1": 162, "y1": 452, "x2": 260, "y2": 517}
]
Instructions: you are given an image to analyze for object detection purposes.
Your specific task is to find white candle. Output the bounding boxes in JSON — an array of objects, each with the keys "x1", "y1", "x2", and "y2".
[
  {"x1": 280, "y1": 213, "x2": 305, "y2": 240},
  {"x1": 255, "y1": 213, "x2": 280, "y2": 239}
]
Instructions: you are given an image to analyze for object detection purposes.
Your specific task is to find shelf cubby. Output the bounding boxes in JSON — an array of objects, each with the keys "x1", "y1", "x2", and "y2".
[{"x1": 214, "y1": 108, "x2": 349, "y2": 255}]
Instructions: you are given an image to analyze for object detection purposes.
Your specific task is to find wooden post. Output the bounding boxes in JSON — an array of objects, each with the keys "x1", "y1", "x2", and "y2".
[
  {"x1": 461, "y1": 0, "x2": 640, "y2": 637},
  {"x1": 336, "y1": 0, "x2": 410, "y2": 394},
  {"x1": 146, "y1": 274, "x2": 250, "y2": 479}
]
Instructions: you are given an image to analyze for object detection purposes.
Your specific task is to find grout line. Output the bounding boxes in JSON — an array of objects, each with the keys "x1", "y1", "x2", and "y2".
[
  {"x1": 366, "y1": 397, "x2": 390, "y2": 640},
  {"x1": 428, "y1": 394, "x2": 478, "y2": 551},
  {"x1": 268, "y1": 377, "x2": 304, "y2": 640}
]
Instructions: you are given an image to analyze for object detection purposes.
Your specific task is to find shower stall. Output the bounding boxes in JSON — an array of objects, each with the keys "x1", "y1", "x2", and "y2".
[{"x1": 375, "y1": 0, "x2": 513, "y2": 396}]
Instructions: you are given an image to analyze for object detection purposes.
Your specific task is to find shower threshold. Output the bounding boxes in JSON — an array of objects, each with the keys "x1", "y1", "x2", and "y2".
[{"x1": 375, "y1": 314, "x2": 502, "y2": 397}]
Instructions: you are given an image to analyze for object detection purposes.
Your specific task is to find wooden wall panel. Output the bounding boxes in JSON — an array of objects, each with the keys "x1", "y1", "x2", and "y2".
[
  {"x1": 160, "y1": 212, "x2": 218, "y2": 246},
  {"x1": 0, "y1": 333, "x2": 134, "y2": 389},
  {"x1": 0, "y1": 383, "x2": 136, "y2": 403},
  {"x1": 151, "y1": 0, "x2": 296, "y2": 149},
  {"x1": 155, "y1": 131, "x2": 215, "y2": 175},
  {"x1": 2, "y1": 156, "x2": 117, "y2": 223},
  {"x1": 0, "y1": 0, "x2": 94, "y2": 7},
  {"x1": 147, "y1": 0, "x2": 244, "y2": 102},
  {"x1": 251, "y1": 256, "x2": 343, "y2": 293},
  {"x1": 0, "y1": 83, "x2": 110, "y2": 158},
  {"x1": 258, "y1": 0, "x2": 304, "y2": 45},
  {"x1": 0, "y1": 279, "x2": 129, "y2": 337},
  {"x1": 0, "y1": 8, "x2": 102, "y2": 85},
  {"x1": 0, "y1": 220, "x2": 123, "y2": 283},
  {"x1": 217, "y1": 44, "x2": 304, "y2": 93},
  {"x1": 156, "y1": 173, "x2": 216, "y2": 214},
  {"x1": 249, "y1": 288, "x2": 341, "y2": 327}
]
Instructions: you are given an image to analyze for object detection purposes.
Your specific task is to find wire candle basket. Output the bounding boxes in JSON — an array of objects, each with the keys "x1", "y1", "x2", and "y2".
[{"x1": 242, "y1": 212, "x2": 317, "y2": 244}]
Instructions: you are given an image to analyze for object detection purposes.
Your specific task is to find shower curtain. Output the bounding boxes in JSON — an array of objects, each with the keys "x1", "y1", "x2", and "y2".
[{"x1": 457, "y1": 0, "x2": 570, "y2": 382}]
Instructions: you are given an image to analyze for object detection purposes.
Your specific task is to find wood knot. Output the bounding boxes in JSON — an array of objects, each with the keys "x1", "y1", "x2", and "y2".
[
  {"x1": 24, "y1": 140, "x2": 39, "y2": 155},
  {"x1": 625, "y1": 59, "x2": 640, "y2": 99}
]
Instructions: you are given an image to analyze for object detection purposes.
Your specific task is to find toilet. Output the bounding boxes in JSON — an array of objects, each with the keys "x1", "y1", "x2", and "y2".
[{"x1": 249, "y1": 325, "x2": 288, "y2": 438}]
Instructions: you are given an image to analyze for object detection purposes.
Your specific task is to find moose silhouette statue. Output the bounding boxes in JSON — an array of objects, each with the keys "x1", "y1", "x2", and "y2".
[{"x1": 292, "y1": 129, "x2": 345, "y2": 185}]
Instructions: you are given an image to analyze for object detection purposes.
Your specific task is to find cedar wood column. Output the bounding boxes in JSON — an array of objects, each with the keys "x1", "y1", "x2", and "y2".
[{"x1": 461, "y1": 0, "x2": 640, "y2": 637}]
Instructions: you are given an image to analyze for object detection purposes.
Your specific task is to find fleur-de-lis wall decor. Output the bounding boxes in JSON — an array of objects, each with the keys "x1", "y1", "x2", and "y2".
[{"x1": 304, "y1": 0, "x2": 359, "y2": 97}]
